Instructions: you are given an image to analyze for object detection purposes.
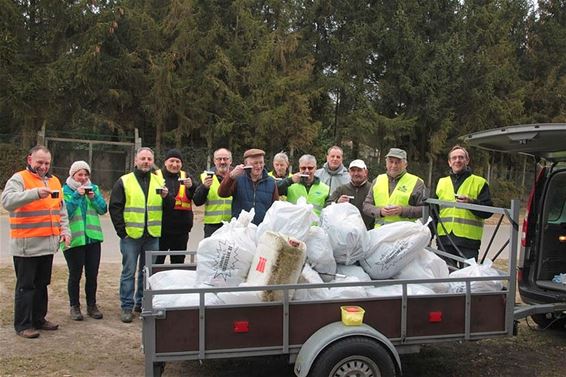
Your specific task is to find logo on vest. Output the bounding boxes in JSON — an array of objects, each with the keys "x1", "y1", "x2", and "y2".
[{"x1": 397, "y1": 185, "x2": 408, "y2": 193}]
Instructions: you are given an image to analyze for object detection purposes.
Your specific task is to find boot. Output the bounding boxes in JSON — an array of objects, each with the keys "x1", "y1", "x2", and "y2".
[
  {"x1": 87, "y1": 304, "x2": 103, "y2": 320},
  {"x1": 70, "y1": 306, "x2": 83, "y2": 321}
]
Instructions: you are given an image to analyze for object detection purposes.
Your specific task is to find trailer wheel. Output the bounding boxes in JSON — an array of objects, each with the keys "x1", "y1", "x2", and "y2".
[
  {"x1": 308, "y1": 336, "x2": 396, "y2": 377},
  {"x1": 531, "y1": 314, "x2": 566, "y2": 330}
]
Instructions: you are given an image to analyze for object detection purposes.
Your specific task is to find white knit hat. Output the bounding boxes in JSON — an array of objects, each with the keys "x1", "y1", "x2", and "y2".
[{"x1": 69, "y1": 160, "x2": 91, "y2": 178}]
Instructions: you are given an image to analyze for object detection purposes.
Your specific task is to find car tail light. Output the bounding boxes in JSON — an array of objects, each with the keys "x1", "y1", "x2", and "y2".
[{"x1": 521, "y1": 166, "x2": 546, "y2": 247}]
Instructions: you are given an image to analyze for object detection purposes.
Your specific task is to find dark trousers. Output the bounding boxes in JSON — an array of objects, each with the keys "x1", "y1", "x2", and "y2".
[
  {"x1": 13, "y1": 254, "x2": 54, "y2": 332},
  {"x1": 438, "y1": 241, "x2": 479, "y2": 268},
  {"x1": 63, "y1": 242, "x2": 102, "y2": 307},
  {"x1": 156, "y1": 234, "x2": 188, "y2": 264},
  {"x1": 204, "y1": 223, "x2": 223, "y2": 238}
]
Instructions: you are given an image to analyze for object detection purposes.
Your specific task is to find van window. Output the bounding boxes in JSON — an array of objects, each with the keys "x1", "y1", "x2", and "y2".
[{"x1": 543, "y1": 173, "x2": 566, "y2": 224}]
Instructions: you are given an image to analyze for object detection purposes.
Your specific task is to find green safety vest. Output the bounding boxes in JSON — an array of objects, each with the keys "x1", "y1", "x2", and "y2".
[
  {"x1": 373, "y1": 172, "x2": 420, "y2": 227},
  {"x1": 121, "y1": 172, "x2": 163, "y2": 239},
  {"x1": 65, "y1": 187, "x2": 104, "y2": 248},
  {"x1": 287, "y1": 181, "x2": 330, "y2": 216},
  {"x1": 436, "y1": 174, "x2": 487, "y2": 240},
  {"x1": 200, "y1": 172, "x2": 232, "y2": 224}
]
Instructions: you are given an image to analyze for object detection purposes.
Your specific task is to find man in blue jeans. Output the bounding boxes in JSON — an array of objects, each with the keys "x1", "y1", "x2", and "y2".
[{"x1": 109, "y1": 147, "x2": 173, "y2": 323}]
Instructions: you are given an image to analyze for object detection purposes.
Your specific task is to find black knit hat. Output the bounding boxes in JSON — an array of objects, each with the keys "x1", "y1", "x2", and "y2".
[{"x1": 164, "y1": 149, "x2": 183, "y2": 163}]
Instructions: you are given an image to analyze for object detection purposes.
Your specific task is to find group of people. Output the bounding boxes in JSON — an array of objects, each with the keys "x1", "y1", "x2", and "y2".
[{"x1": 2, "y1": 142, "x2": 491, "y2": 338}]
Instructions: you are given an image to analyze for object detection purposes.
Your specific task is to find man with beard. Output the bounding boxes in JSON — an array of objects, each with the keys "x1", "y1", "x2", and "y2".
[
  {"x1": 433, "y1": 145, "x2": 492, "y2": 266},
  {"x1": 2, "y1": 145, "x2": 71, "y2": 338},
  {"x1": 218, "y1": 148, "x2": 278, "y2": 225},
  {"x1": 109, "y1": 147, "x2": 173, "y2": 323},
  {"x1": 315, "y1": 146, "x2": 350, "y2": 195},
  {"x1": 154, "y1": 149, "x2": 197, "y2": 264},
  {"x1": 193, "y1": 148, "x2": 233, "y2": 237},
  {"x1": 327, "y1": 159, "x2": 374, "y2": 230}
]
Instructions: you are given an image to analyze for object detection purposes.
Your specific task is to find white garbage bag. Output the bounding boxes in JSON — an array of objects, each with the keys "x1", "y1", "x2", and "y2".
[
  {"x1": 304, "y1": 226, "x2": 337, "y2": 281},
  {"x1": 360, "y1": 219, "x2": 431, "y2": 279},
  {"x1": 216, "y1": 282, "x2": 264, "y2": 305},
  {"x1": 320, "y1": 203, "x2": 368, "y2": 265},
  {"x1": 328, "y1": 276, "x2": 368, "y2": 299},
  {"x1": 196, "y1": 209, "x2": 257, "y2": 287},
  {"x1": 366, "y1": 283, "x2": 435, "y2": 297},
  {"x1": 148, "y1": 270, "x2": 223, "y2": 308},
  {"x1": 448, "y1": 258, "x2": 503, "y2": 293},
  {"x1": 246, "y1": 231, "x2": 307, "y2": 301},
  {"x1": 292, "y1": 264, "x2": 331, "y2": 301},
  {"x1": 336, "y1": 264, "x2": 371, "y2": 282},
  {"x1": 394, "y1": 249, "x2": 449, "y2": 293},
  {"x1": 256, "y1": 197, "x2": 317, "y2": 242}
]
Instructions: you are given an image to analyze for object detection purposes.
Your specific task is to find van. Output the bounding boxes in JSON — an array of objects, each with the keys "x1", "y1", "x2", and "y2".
[{"x1": 464, "y1": 123, "x2": 566, "y2": 328}]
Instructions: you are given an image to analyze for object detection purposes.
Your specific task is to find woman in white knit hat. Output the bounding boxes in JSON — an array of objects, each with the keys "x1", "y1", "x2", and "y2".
[{"x1": 62, "y1": 161, "x2": 107, "y2": 320}]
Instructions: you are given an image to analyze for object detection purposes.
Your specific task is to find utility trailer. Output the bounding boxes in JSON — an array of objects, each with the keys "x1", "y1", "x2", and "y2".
[{"x1": 141, "y1": 199, "x2": 566, "y2": 376}]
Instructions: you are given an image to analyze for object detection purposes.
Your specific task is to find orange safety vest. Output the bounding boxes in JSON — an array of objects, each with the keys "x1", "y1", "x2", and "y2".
[
  {"x1": 155, "y1": 169, "x2": 192, "y2": 211},
  {"x1": 9, "y1": 170, "x2": 63, "y2": 238}
]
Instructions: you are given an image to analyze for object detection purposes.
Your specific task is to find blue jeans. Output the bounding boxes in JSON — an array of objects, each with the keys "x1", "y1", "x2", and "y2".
[{"x1": 119, "y1": 236, "x2": 159, "y2": 310}]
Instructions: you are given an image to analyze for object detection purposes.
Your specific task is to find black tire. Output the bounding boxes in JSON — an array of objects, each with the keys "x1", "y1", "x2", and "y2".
[
  {"x1": 308, "y1": 336, "x2": 397, "y2": 377},
  {"x1": 531, "y1": 314, "x2": 566, "y2": 330}
]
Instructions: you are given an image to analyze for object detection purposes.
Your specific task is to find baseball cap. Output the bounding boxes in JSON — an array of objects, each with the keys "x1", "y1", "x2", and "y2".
[
  {"x1": 385, "y1": 148, "x2": 407, "y2": 160},
  {"x1": 349, "y1": 159, "x2": 367, "y2": 169}
]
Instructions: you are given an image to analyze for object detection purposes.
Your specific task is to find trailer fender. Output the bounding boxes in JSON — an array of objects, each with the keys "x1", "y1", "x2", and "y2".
[{"x1": 293, "y1": 322, "x2": 401, "y2": 377}]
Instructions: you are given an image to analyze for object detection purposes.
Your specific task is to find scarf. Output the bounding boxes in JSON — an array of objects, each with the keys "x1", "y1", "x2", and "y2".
[{"x1": 66, "y1": 176, "x2": 91, "y2": 191}]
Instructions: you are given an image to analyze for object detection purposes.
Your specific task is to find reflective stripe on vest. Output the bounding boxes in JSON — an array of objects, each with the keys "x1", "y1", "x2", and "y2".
[
  {"x1": 287, "y1": 181, "x2": 330, "y2": 216},
  {"x1": 155, "y1": 169, "x2": 192, "y2": 211},
  {"x1": 436, "y1": 174, "x2": 487, "y2": 240},
  {"x1": 65, "y1": 188, "x2": 103, "y2": 248},
  {"x1": 200, "y1": 172, "x2": 232, "y2": 224},
  {"x1": 9, "y1": 170, "x2": 62, "y2": 238},
  {"x1": 372, "y1": 172, "x2": 420, "y2": 227},
  {"x1": 121, "y1": 172, "x2": 163, "y2": 239}
]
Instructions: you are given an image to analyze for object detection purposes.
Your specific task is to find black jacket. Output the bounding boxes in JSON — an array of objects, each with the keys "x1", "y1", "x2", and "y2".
[
  {"x1": 109, "y1": 168, "x2": 175, "y2": 239},
  {"x1": 160, "y1": 169, "x2": 197, "y2": 236}
]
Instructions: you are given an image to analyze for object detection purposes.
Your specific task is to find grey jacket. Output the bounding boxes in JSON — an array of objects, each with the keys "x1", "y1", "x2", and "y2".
[
  {"x1": 1, "y1": 170, "x2": 70, "y2": 257},
  {"x1": 315, "y1": 163, "x2": 350, "y2": 195}
]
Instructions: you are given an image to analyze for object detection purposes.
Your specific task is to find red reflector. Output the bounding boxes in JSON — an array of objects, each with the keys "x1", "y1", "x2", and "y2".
[
  {"x1": 233, "y1": 321, "x2": 249, "y2": 333},
  {"x1": 429, "y1": 311, "x2": 442, "y2": 323}
]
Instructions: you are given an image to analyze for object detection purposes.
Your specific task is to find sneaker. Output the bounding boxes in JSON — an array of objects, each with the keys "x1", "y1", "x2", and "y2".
[
  {"x1": 17, "y1": 328, "x2": 40, "y2": 339},
  {"x1": 70, "y1": 306, "x2": 84, "y2": 321},
  {"x1": 133, "y1": 305, "x2": 142, "y2": 314},
  {"x1": 87, "y1": 304, "x2": 103, "y2": 320},
  {"x1": 120, "y1": 309, "x2": 133, "y2": 323},
  {"x1": 38, "y1": 320, "x2": 59, "y2": 331}
]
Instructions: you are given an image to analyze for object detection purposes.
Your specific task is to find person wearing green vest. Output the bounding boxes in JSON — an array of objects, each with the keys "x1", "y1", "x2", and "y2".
[
  {"x1": 433, "y1": 145, "x2": 493, "y2": 266},
  {"x1": 110, "y1": 147, "x2": 173, "y2": 323},
  {"x1": 193, "y1": 148, "x2": 233, "y2": 237},
  {"x1": 278, "y1": 154, "x2": 330, "y2": 216},
  {"x1": 363, "y1": 148, "x2": 426, "y2": 227},
  {"x1": 63, "y1": 161, "x2": 107, "y2": 321}
]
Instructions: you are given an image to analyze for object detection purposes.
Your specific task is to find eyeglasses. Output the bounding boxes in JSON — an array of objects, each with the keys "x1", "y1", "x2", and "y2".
[
  {"x1": 215, "y1": 157, "x2": 230, "y2": 161},
  {"x1": 300, "y1": 166, "x2": 315, "y2": 171}
]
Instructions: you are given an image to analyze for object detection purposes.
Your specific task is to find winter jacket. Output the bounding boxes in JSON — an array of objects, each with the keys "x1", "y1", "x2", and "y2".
[
  {"x1": 1, "y1": 168, "x2": 70, "y2": 257},
  {"x1": 315, "y1": 162, "x2": 350, "y2": 195}
]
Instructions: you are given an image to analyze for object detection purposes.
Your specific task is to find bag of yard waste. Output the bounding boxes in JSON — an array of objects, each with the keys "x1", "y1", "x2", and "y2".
[
  {"x1": 304, "y1": 226, "x2": 336, "y2": 281},
  {"x1": 292, "y1": 263, "x2": 331, "y2": 301},
  {"x1": 360, "y1": 219, "x2": 431, "y2": 279},
  {"x1": 448, "y1": 258, "x2": 503, "y2": 293},
  {"x1": 196, "y1": 209, "x2": 257, "y2": 287},
  {"x1": 256, "y1": 197, "x2": 317, "y2": 242},
  {"x1": 246, "y1": 231, "x2": 307, "y2": 301},
  {"x1": 393, "y1": 249, "x2": 449, "y2": 293},
  {"x1": 148, "y1": 270, "x2": 223, "y2": 308},
  {"x1": 320, "y1": 203, "x2": 368, "y2": 265}
]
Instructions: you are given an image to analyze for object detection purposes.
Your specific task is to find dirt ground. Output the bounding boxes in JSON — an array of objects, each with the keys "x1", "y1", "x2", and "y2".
[{"x1": 1, "y1": 263, "x2": 565, "y2": 377}]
